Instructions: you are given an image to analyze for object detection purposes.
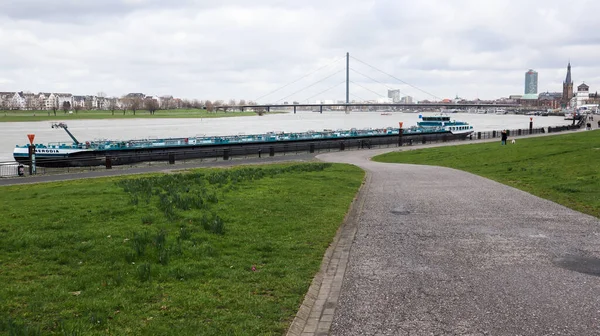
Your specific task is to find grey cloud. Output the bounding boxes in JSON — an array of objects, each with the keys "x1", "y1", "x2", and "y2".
[{"x1": 1, "y1": 0, "x2": 600, "y2": 101}]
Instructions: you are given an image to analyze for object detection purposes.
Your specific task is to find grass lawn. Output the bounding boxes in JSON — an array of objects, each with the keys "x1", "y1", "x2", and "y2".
[
  {"x1": 373, "y1": 130, "x2": 600, "y2": 218},
  {"x1": 0, "y1": 162, "x2": 364, "y2": 335},
  {"x1": 0, "y1": 109, "x2": 285, "y2": 122}
]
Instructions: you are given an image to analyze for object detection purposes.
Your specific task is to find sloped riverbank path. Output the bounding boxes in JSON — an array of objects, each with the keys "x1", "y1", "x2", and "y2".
[{"x1": 288, "y1": 143, "x2": 600, "y2": 336}]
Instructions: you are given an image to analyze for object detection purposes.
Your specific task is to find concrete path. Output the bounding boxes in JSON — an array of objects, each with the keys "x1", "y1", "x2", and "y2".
[{"x1": 289, "y1": 141, "x2": 600, "y2": 335}]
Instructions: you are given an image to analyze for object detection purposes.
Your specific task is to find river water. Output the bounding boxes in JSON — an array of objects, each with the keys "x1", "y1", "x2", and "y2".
[{"x1": 0, "y1": 112, "x2": 571, "y2": 162}]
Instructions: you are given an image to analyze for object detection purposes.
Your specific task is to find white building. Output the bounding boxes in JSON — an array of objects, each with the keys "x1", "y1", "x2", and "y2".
[
  {"x1": 10, "y1": 92, "x2": 26, "y2": 110},
  {"x1": 400, "y1": 96, "x2": 414, "y2": 104},
  {"x1": 573, "y1": 83, "x2": 589, "y2": 107},
  {"x1": 56, "y1": 94, "x2": 73, "y2": 110}
]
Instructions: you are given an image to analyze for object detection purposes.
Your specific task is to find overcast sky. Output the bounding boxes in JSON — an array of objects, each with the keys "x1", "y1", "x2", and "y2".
[{"x1": 1, "y1": 0, "x2": 599, "y2": 102}]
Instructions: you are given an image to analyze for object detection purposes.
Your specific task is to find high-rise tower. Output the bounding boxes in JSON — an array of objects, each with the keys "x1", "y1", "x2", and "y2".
[{"x1": 524, "y1": 69, "x2": 538, "y2": 94}]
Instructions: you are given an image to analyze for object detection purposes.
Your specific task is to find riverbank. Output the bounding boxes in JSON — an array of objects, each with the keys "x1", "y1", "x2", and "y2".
[
  {"x1": 0, "y1": 109, "x2": 276, "y2": 122},
  {"x1": 0, "y1": 162, "x2": 364, "y2": 335},
  {"x1": 373, "y1": 129, "x2": 600, "y2": 218}
]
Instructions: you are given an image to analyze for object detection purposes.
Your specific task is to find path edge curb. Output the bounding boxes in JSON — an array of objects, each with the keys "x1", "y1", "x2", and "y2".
[{"x1": 286, "y1": 166, "x2": 371, "y2": 336}]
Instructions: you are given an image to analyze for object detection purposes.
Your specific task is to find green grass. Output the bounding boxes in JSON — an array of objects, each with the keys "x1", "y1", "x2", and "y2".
[
  {"x1": 373, "y1": 131, "x2": 600, "y2": 218},
  {"x1": 0, "y1": 163, "x2": 364, "y2": 335},
  {"x1": 0, "y1": 109, "x2": 283, "y2": 122}
]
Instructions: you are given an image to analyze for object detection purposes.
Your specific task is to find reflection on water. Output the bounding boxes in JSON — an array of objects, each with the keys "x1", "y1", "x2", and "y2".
[{"x1": 0, "y1": 112, "x2": 571, "y2": 162}]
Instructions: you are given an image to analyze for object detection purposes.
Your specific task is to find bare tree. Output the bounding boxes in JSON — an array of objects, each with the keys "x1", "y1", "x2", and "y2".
[
  {"x1": 204, "y1": 100, "x2": 214, "y2": 112},
  {"x1": 120, "y1": 96, "x2": 129, "y2": 115},
  {"x1": 10, "y1": 97, "x2": 22, "y2": 111},
  {"x1": 160, "y1": 96, "x2": 173, "y2": 110},
  {"x1": 181, "y1": 99, "x2": 191, "y2": 109},
  {"x1": 247, "y1": 100, "x2": 265, "y2": 115},
  {"x1": 62, "y1": 101, "x2": 71, "y2": 114},
  {"x1": 108, "y1": 98, "x2": 118, "y2": 115},
  {"x1": 130, "y1": 97, "x2": 141, "y2": 115},
  {"x1": 25, "y1": 95, "x2": 36, "y2": 112},
  {"x1": 84, "y1": 97, "x2": 93, "y2": 111},
  {"x1": 73, "y1": 103, "x2": 82, "y2": 114},
  {"x1": 192, "y1": 99, "x2": 203, "y2": 109},
  {"x1": 51, "y1": 99, "x2": 59, "y2": 115},
  {"x1": 144, "y1": 98, "x2": 159, "y2": 115}
]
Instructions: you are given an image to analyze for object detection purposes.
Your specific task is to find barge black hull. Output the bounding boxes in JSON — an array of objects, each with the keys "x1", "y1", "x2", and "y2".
[{"x1": 15, "y1": 132, "x2": 469, "y2": 167}]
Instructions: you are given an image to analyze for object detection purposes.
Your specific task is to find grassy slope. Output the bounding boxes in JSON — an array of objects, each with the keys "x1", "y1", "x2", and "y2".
[
  {"x1": 0, "y1": 109, "x2": 273, "y2": 122},
  {"x1": 0, "y1": 163, "x2": 364, "y2": 335},
  {"x1": 373, "y1": 131, "x2": 600, "y2": 218}
]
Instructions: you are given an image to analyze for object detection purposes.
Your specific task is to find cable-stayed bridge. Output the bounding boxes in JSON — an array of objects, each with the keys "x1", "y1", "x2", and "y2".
[{"x1": 216, "y1": 53, "x2": 517, "y2": 112}]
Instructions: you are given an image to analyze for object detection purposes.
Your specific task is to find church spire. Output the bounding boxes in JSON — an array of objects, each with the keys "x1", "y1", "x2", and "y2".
[{"x1": 565, "y1": 61, "x2": 572, "y2": 84}]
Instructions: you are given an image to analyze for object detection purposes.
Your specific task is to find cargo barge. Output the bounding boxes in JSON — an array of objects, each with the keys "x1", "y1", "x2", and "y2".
[{"x1": 14, "y1": 116, "x2": 473, "y2": 167}]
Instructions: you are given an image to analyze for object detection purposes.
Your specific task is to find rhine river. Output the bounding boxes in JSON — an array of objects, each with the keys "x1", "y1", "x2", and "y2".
[{"x1": 0, "y1": 112, "x2": 572, "y2": 162}]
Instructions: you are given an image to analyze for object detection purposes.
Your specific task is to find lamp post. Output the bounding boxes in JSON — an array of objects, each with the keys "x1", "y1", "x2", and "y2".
[
  {"x1": 529, "y1": 117, "x2": 533, "y2": 133},
  {"x1": 398, "y1": 122, "x2": 404, "y2": 146},
  {"x1": 27, "y1": 134, "x2": 36, "y2": 175}
]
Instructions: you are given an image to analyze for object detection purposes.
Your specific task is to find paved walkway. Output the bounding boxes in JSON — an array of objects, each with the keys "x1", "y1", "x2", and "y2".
[{"x1": 289, "y1": 131, "x2": 600, "y2": 335}]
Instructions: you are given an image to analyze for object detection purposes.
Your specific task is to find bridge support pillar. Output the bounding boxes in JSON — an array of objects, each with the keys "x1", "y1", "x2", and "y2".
[
  {"x1": 309, "y1": 143, "x2": 315, "y2": 153},
  {"x1": 340, "y1": 142, "x2": 345, "y2": 151},
  {"x1": 105, "y1": 156, "x2": 112, "y2": 169},
  {"x1": 267, "y1": 106, "x2": 270, "y2": 113},
  {"x1": 320, "y1": 105, "x2": 323, "y2": 114},
  {"x1": 293, "y1": 106, "x2": 296, "y2": 114},
  {"x1": 223, "y1": 149, "x2": 230, "y2": 161},
  {"x1": 269, "y1": 147, "x2": 275, "y2": 157},
  {"x1": 168, "y1": 153, "x2": 175, "y2": 164}
]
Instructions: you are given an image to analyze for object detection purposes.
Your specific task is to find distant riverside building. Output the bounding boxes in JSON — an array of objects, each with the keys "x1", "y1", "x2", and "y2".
[
  {"x1": 562, "y1": 62, "x2": 574, "y2": 107},
  {"x1": 572, "y1": 82, "x2": 600, "y2": 108},
  {"x1": 400, "y1": 96, "x2": 414, "y2": 104},
  {"x1": 524, "y1": 69, "x2": 538, "y2": 94},
  {"x1": 387, "y1": 89, "x2": 401, "y2": 103}
]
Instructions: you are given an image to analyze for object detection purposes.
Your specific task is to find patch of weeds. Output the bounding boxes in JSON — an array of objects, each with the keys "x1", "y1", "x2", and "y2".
[
  {"x1": 141, "y1": 214, "x2": 154, "y2": 225},
  {"x1": 158, "y1": 248, "x2": 170, "y2": 266},
  {"x1": 0, "y1": 317, "x2": 41, "y2": 336},
  {"x1": 132, "y1": 231, "x2": 150, "y2": 257},
  {"x1": 210, "y1": 216, "x2": 225, "y2": 235},
  {"x1": 199, "y1": 213, "x2": 225, "y2": 235},
  {"x1": 136, "y1": 263, "x2": 152, "y2": 282},
  {"x1": 178, "y1": 226, "x2": 191, "y2": 242},
  {"x1": 88, "y1": 311, "x2": 108, "y2": 328},
  {"x1": 153, "y1": 229, "x2": 167, "y2": 250}
]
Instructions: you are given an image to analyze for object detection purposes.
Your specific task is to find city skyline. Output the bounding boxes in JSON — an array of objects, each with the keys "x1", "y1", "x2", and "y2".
[{"x1": 1, "y1": 0, "x2": 599, "y2": 102}]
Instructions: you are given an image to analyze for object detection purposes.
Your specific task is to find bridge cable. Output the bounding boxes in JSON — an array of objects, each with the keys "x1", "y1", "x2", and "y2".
[
  {"x1": 350, "y1": 93, "x2": 367, "y2": 102},
  {"x1": 253, "y1": 56, "x2": 345, "y2": 103},
  {"x1": 301, "y1": 80, "x2": 346, "y2": 103},
  {"x1": 349, "y1": 67, "x2": 395, "y2": 90},
  {"x1": 350, "y1": 56, "x2": 442, "y2": 101},
  {"x1": 275, "y1": 68, "x2": 345, "y2": 104},
  {"x1": 350, "y1": 80, "x2": 387, "y2": 99}
]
